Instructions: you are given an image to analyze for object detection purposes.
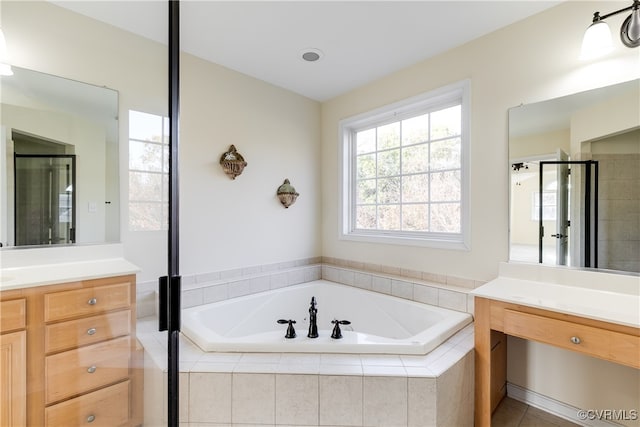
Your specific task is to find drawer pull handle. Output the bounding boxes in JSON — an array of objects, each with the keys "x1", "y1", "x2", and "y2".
[
  {"x1": 87, "y1": 414, "x2": 96, "y2": 423},
  {"x1": 87, "y1": 328, "x2": 97, "y2": 335},
  {"x1": 87, "y1": 365, "x2": 97, "y2": 374},
  {"x1": 570, "y1": 336, "x2": 581, "y2": 344},
  {"x1": 88, "y1": 298, "x2": 98, "y2": 305}
]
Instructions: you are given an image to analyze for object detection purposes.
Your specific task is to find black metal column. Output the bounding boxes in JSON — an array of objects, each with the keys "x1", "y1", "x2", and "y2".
[{"x1": 159, "y1": 1, "x2": 181, "y2": 427}]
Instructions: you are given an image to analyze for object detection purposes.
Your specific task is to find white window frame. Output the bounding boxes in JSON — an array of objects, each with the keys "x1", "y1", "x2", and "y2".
[{"x1": 338, "y1": 80, "x2": 471, "y2": 250}]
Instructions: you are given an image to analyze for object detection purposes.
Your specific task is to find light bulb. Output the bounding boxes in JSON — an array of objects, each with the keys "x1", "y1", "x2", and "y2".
[{"x1": 580, "y1": 20, "x2": 613, "y2": 59}]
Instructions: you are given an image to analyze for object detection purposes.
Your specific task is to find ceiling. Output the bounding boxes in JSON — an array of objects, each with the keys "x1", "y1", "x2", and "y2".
[{"x1": 51, "y1": 1, "x2": 561, "y2": 102}]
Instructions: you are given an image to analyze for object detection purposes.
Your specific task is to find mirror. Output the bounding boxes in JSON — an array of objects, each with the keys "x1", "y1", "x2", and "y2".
[
  {"x1": 509, "y1": 79, "x2": 640, "y2": 274},
  {"x1": 1, "y1": 66, "x2": 119, "y2": 247}
]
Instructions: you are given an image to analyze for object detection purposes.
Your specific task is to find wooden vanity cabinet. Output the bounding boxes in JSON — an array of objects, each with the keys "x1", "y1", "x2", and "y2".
[
  {"x1": 1, "y1": 274, "x2": 141, "y2": 427},
  {"x1": 0, "y1": 294, "x2": 27, "y2": 427}
]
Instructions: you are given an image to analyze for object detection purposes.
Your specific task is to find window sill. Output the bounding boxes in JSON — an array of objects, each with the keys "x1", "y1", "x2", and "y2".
[{"x1": 339, "y1": 231, "x2": 470, "y2": 251}]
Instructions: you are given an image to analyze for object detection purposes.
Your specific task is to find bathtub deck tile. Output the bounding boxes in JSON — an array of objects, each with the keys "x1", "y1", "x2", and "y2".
[
  {"x1": 360, "y1": 354, "x2": 403, "y2": 367},
  {"x1": 319, "y1": 354, "x2": 362, "y2": 366},
  {"x1": 401, "y1": 354, "x2": 432, "y2": 367},
  {"x1": 280, "y1": 353, "x2": 321, "y2": 365},
  {"x1": 362, "y1": 365, "x2": 407, "y2": 376},
  {"x1": 318, "y1": 364, "x2": 363, "y2": 376},
  {"x1": 233, "y1": 363, "x2": 279, "y2": 374},
  {"x1": 419, "y1": 341, "x2": 455, "y2": 364},
  {"x1": 191, "y1": 361, "x2": 238, "y2": 373},
  {"x1": 239, "y1": 352, "x2": 282, "y2": 364},
  {"x1": 446, "y1": 323, "x2": 474, "y2": 346},
  {"x1": 404, "y1": 366, "x2": 437, "y2": 377},
  {"x1": 197, "y1": 352, "x2": 243, "y2": 364},
  {"x1": 428, "y1": 347, "x2": 470, "y2": 377},
  {"x1": 180, "y1": 337, "x2": 207, "y2": 362},
  {"x1": 276, "y1": 362, "x2": 320, "y2": 375}
]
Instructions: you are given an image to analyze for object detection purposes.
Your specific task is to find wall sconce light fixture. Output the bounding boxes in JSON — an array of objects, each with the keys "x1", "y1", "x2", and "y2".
[
  {"x1": 581, "y1": 0, "x2": 640, "y2": 59},
  {"x1": 276, "y1": 179, "x2": 299, "y2": 208},
  {"x1": 219, "y1": 145, "x2": 247, "y2": 180}
]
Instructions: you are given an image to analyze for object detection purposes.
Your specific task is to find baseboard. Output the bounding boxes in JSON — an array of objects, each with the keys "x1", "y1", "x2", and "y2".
[{"x1": 506, "y1": 383, "x2": 620, "y2": 427}]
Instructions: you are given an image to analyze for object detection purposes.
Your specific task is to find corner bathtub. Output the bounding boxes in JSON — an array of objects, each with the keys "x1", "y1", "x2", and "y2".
[{"x1": 181, "y1": 280, "x2": 472, "y2": 355}]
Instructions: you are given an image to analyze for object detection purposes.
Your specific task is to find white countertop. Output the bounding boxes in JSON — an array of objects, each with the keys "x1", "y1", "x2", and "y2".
[
  {"x1": 0, "y1": 257, "x2": 140, "y2": 291},
  {"x1": 471, "y1": 276, "x2": 640, "y2": 329},
  {"x1": 0, "y1": 244, "x2": 139, "y2": 291}
]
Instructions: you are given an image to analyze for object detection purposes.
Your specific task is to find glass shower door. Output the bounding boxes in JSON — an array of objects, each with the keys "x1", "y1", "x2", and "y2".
[{"x1": 14, "y1": 154, "x2": 76, "y2": 246}]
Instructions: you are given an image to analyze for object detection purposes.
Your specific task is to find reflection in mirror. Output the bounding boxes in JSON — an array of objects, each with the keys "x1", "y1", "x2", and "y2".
[
  {"x1": 509, "y1": 79, "x2": 640, "y2": 274},
  {"x1": 1, "y1": 66, "x2": 119, "y2": 247}
]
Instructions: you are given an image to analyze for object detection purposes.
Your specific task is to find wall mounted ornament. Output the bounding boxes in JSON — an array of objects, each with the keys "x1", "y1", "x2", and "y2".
[
  {"x1": 276, "y1": 179, "x2": 299, "y2": 208},
  {"x1": 219, "y1": 145, "x2": 247, "y2": 180}
]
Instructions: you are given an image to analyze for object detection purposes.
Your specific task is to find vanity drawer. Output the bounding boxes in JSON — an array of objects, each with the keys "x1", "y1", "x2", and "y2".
[
  {"x1": 45, "y1": 380, "x2": 130, "y2": 427},
  {"x1": 45, "y1": 310, "x2": 131, "y2": 353},
  {"x1": 0, "y1": 298, "x2": 26, "y2": 333},
  {"x1": 44, "y1": 282, "x2": 131, "y2": 322},
  {"x1": 503, "y1": 310, "x2": 640, "y2": 369},
  {"x1": 45, "y1": 336, "x2": 131, "y2": 404}
]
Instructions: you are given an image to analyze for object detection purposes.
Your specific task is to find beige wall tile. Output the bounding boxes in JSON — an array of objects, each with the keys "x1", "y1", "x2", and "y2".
[
  {"x1": 363, "y1": 376, "x2": 408, "y2": 426},
  {"x1": 275, "y1": 374, "x2": 319, "y2": 426},
  {"x1": 408, "y1": 377, "x2": 436, "y2": 427},
  {"x1": 232, "y1": 373, "x2": 275, "y2": 425},
  {"x1": 189, "y1": 372, "x2": 232, "y2": 423},
  {"x1": 319, "y1": 375, "x2": 363, "y2": 426}
]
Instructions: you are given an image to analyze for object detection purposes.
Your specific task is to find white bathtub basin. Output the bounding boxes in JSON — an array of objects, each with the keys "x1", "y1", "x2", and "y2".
[{"x1": 182, "y1": 280, "x2": 472, "y2": 354}]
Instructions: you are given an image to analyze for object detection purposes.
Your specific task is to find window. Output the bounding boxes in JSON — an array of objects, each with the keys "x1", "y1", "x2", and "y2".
[
  {"x1": 128, "y1": 110, "x2": 169, "y2": 231},
  {"x1": 532, "y1": 191, "x2": 556, "y2": 221},
  {"x1": 339, "y1": 80, "x2": 470, "y2": 249}
]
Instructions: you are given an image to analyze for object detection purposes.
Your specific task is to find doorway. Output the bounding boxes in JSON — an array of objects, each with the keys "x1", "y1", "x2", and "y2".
[
  {"x1": 14, "y1": 154, "x2": 76, "y2": 245},
  {"x1": 538, "y1": 160, "x2": 599, "y2": 268}
]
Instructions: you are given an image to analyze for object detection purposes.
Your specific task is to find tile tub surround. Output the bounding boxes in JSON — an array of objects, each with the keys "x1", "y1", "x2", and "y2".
[
  {"x1": 136, "y1": 257, "x2": 479, "y2": 318},
  {"x1": 138, "y1": 318, "x2": 474, "y2": 427}
]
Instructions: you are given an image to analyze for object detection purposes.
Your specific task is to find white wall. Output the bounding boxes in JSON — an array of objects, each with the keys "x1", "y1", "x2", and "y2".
[
  {"x1": 178, "y1": 53, "x2": 321, "y2": 275},
  {"x1": 2, "y1": 1, "x2": 321, "y2": 282},
  {"x1": 320, "y1": 1, "x2": 639, "y2": 421}
]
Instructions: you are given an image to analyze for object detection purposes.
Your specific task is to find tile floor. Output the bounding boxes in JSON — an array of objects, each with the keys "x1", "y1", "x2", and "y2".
[{"x1": 492, "y1": 397, "x2": 581, "y2": 427}]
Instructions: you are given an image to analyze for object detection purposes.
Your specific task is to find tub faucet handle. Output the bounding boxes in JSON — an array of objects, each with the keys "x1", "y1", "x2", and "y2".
[
  {"x1": 277, "y1": 319, "x2": 297, "y2": 339},
  {"x1": 331, "y1": 319, "x2": 351, "y2": 339}
]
